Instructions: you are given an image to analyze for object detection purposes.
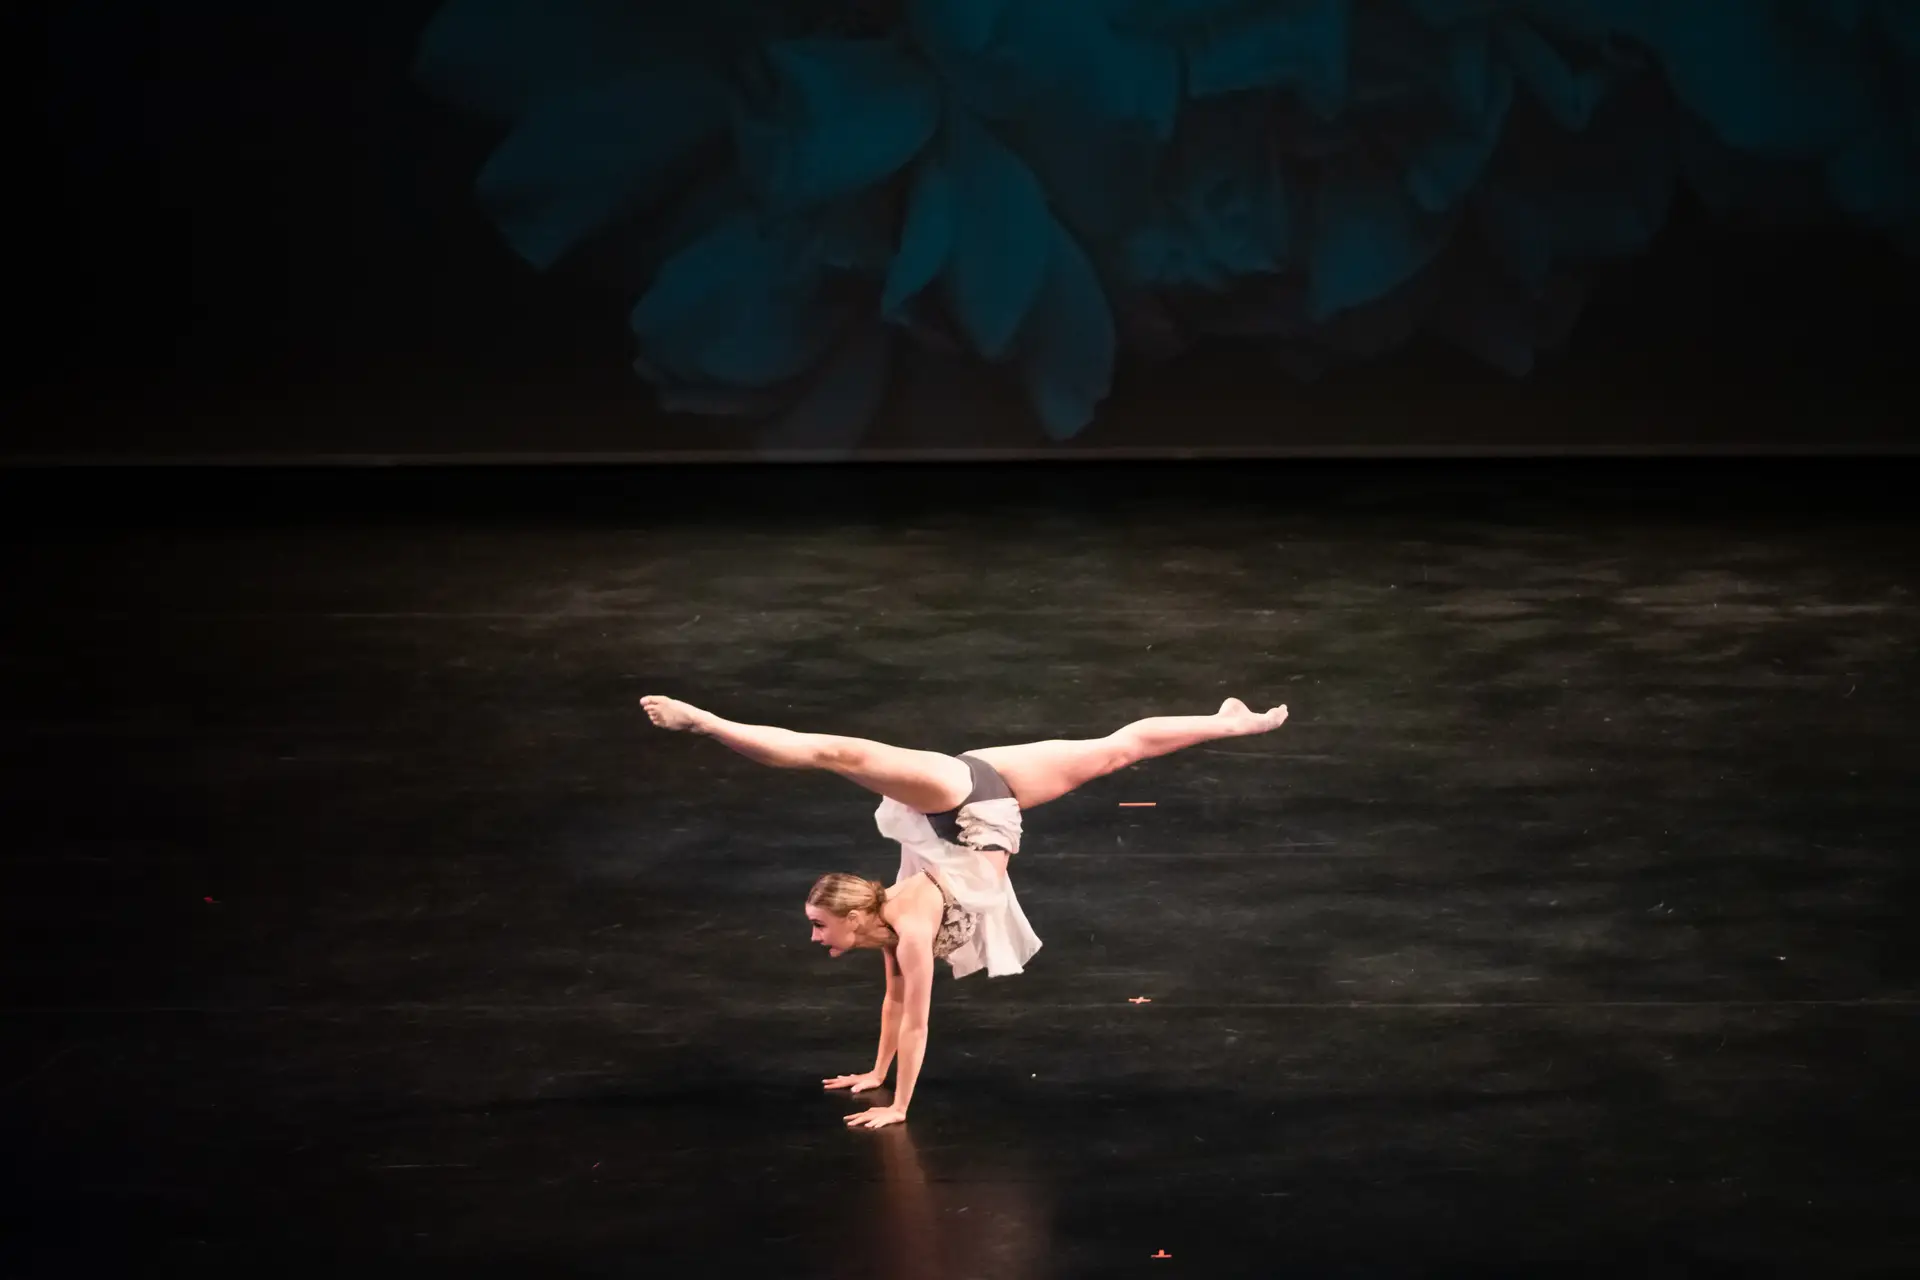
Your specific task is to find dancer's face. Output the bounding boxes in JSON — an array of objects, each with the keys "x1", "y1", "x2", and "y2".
[{"x1": 806, "y1": 904, "x2": 860, "y2": 957}]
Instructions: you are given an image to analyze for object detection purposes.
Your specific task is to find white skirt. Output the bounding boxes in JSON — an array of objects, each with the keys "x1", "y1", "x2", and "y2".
[{"x1": 874, "y1": 796, "x2": 1043, "y2": 979}]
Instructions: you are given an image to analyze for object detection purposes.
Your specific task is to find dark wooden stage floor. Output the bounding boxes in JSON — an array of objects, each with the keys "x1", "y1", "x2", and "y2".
[{"x1": 2, "y1": 461, "x2": 1916, "y2": 1276}]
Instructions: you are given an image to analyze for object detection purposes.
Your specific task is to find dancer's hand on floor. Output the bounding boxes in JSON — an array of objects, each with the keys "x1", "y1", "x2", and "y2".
[
  {"x1": 823, "y1": 1071, "x2": 886, "y2": 1094},
  {"x1": 845, "y1": 1106, "x2": 907, "y2": 1130}
]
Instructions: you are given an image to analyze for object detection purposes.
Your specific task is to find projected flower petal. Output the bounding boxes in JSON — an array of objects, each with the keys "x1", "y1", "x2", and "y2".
[
  {"x1": 1633, "y1": 8, "x2": 1874, "y2": 155},
  {"x1": 757, "y1": 321, "x2": 896, "y2": 455},
  {"x1": 996, "y1": 7, "x2": 1181, "y2": 139},
  {"x1": 1183, "y1": 0, "x2": 1348, "y2": 114},
  {"x1": 1404, "y1": 64, "x2": 1513, "y2": 214},
  {"x1": 1126, "y1": 105, "x2": 1289, "y2": 290},
  {"x1": 1018, "y1": 221, "x2": 1117, "y2": 440},
  {"x1": 476, "y1": 70, "x2": 732, "y2": 270},
  {"x1": 737, "y1": 38, "x2": 941, "y2": 210},
  {"x1": 1310, "y1": 161, "x2": 1448, "y2": 319},
  {"x1": 630, "y1": 213, "x2": 850, "y2": 388},
  {"x1": 940, "y1": 114, "x2": 1052, "y2": 360},
  {"x1": 1496, "y1": 23, "x2": 1607, "y2": 132},
  {"x1": 883, "y1": 159, "x2": 956, "y2": 318},
  {"x1": 904, "y1": 0, "x2": 1011, "y2": 60}
]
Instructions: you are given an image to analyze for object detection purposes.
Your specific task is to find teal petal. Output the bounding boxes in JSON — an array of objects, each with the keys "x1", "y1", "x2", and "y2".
[
  {"x1": 476, "y1": 70, "x2": 732, "y2": 270},
  {"x1": 756, "y1": 323, "x2": 896, "y2": 457},
  {"x1": 1497, "y1": 23, "x2": 1606, "y2": 131},
  {"x1": 883, "y1": 159, "x2": 956, "y2": 318},
  {"x1": 737, "y1": 38, "x2": 940, "y2": 210},
  {"x1": 1184, "y1": 0, "x2": 1347, "y2": 115},
  {"x1": 940, "y1": 115, "x2": 1052, "y2": 360},
  {"x1": 1444, "y1": 27, "x2": 1494, "y2": 123},
  {"x1": 1406, "y1": 65, "x2": 1513, "y2": 214},
  {"x1": 1002, "y1": 108, "x2": 1161, "y2": 249},
  {"x1": 630, "y1": 213, "x2": 848, "y2": 388},
  {"x1": 911, "y1": 1, "x2": 1177, "y2": 139},
  {"x1": 1138, "y1": 107, "x2": 1291, "y2": 288},
  {"x1": 1633, "y1": 8, "x2": 1873, "y2": 155},
  {"x1": 1310, "y1": 162, "x2": 1448, "y2": 318},
  {"x1": 1017, "y1": 222, "x2": 1116, "y2": 440},
  {"x1": 905, "y1": 0, "x2": 1014, "y2": 58},
  {"x1": 995, "y1": 7, "x2": 1181, "y2": 140}
]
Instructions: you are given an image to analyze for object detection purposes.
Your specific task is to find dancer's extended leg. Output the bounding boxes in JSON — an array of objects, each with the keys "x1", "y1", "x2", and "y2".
[
  {"x1": 965, "y1": 698, "x2": 1287, "y2": 810},
  {"x1": 640, "y1": 695, "x2": 972, "y2": 812}
]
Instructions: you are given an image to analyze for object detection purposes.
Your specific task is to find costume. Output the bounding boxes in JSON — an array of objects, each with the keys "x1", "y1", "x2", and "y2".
[{"x1": 873, "y1": 753, "x2": 1041, "y2": 979}]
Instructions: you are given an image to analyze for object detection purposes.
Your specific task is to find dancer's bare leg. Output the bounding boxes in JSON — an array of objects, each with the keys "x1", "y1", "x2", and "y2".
[
  {"x1": 965, "y1": 698, "x2": 1287, "y2": 810},
  {"x1": 640, "y1": 695, "x2": 972, "y2": 813}
]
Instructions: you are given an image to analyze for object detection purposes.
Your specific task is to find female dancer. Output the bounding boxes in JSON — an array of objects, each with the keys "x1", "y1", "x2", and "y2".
[{"x1": 638, "y1": 694, "x2": 1289, "y2": 1129}]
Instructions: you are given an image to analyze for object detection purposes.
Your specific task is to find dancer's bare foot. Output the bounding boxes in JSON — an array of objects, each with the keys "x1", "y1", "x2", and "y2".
[
  {"x1": 1219, "y1": 697, "x2": 1287, "y2": 734},
  {"x1": 640, "y1": 695, "x2": 708, "y2": 732}
]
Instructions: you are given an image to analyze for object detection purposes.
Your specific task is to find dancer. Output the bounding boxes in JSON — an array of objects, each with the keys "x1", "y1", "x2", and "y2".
[{"x1": 638, "y1": 694, "x2": 1288, "y2": 1129}]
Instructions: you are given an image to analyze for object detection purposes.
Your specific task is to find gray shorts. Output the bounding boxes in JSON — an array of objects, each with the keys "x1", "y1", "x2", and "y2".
[{"x1": 924, "y1": 753, "x2": 1017, "y2": 853}]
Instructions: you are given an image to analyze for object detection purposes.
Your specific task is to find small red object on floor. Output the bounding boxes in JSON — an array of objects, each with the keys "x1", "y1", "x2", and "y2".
[{"x1": 1118, "y1": 802, "x2": 1157, "y2": 807}]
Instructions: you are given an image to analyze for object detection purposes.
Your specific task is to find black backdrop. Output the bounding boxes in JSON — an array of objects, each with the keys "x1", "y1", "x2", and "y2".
[{"x1": 18, "y1": 1, "x2": 1920, "y2": 462}]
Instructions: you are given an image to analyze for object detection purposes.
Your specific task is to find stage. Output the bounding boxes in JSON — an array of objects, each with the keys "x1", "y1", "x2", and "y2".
[{"x1": 2, "y1": 460, "x2": 1915, "y2": 1274}]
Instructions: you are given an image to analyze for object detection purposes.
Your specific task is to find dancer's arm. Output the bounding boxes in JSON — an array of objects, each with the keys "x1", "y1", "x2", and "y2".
[
  {"x1": 889, "y1": 935, "x2": 936, "y2": 1113},
  {"x1": 872, "y1": 949, "x2": 906, "y2": 1078}
]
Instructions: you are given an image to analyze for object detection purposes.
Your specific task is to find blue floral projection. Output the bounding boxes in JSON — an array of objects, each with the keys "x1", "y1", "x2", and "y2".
[{"x1": 414, "y1": 1, "x2": 1920, "y2": 449}]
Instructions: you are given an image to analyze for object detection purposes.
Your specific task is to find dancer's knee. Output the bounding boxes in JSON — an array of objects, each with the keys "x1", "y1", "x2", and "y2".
[
  {"x1": 815, "y1": 738, "x2": 866, "y2": 771},
  {"x1": 1103, "y1": 731, "x2": 1142, "y2": 773}
]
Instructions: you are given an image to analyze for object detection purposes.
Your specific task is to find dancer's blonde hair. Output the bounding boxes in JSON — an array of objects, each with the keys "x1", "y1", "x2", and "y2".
[{"x1": 808, "y1": 872, "x2": 887, "y2": 919}]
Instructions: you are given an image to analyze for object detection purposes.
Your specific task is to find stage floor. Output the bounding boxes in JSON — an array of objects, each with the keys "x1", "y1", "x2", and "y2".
[{"x1": 2, "y1": 461, "x2": 1916, "y2": 1275}]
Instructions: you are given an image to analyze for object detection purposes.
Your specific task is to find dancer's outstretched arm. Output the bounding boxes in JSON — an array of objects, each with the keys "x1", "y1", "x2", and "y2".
[
  {"x1": 827, "y1": 950, "x2": 907, "y2": 1096},
  {"x1": 846, "y1": 924, "x2": 934, "y2": 1129},
  {"x1": 874, "y1": 947, "x2": 905, "y2": 1078}
]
